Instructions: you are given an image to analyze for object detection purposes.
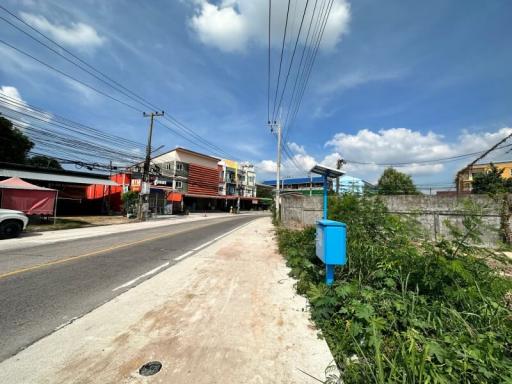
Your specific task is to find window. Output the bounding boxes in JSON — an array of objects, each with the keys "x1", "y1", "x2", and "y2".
[
  {"x1": 165, "y1": 163, "x2": 172, "y2": 170},
  {"x1": 176, "y1": 181, "x2": 183, "y2": 189},
  {"x1": 176, "y1": 163, "x2": 183, "y2": 171}
]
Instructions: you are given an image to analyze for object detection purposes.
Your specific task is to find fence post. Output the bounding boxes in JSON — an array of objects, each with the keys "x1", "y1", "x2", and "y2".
[{"x1": 433, "y1": 212, "x2": 439, "y2": 241}]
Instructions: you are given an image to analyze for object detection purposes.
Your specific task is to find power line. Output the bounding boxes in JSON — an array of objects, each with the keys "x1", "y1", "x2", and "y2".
[
  {"x1": 0, "y1": 5, "x2": 157, "y2": 110},
  {"x1": 271, "y1": 0, "x2": 292, "y2": 122},
  {"x1": 0, "y1": 93, "x2": 146, "y2": 149},
  {"x1": 281, "y1": 0, "x2": 319, "y2": 139},
  {"x1": 284, "y1": 0, "x2": 334, "y2": 140},
  {"x1": 0, "y1": 6, "x2": 240, "y2": 160},
  {"x1": 0, "y1": 39, "x2": 144, "y2": 112},
  {"x1": 284, "y1": 0, "x2": 333, "y2": 139},
  {"x1": 267, "y1": 0, "x2": 272, "y2": 123},
  {"x1": 275, "y1": 0, "x2": 310, "y2": 117}
]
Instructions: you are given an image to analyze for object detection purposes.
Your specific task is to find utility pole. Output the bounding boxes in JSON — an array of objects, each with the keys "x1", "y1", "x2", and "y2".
[
  {"x1": 138, "y1": 111, "x2": 164, "y2": 221},
  {"x1": 108, "y1": 160, "x2": 112, "y2": 214},
  {"x1": 336, "y1": 158, "x2": 344, "y2": 194},
  {"x1": 236, "y1": 169, "x2": 241, "y2": 214},
  {"x1": 270, "y1": 120, "x2": 282, "y2": 219}
]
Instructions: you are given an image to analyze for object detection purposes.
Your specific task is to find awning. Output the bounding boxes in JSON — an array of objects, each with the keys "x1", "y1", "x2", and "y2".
[
  {"x1": 185, "y1": 193, "x2": 226, "y2": 199},
  {"x1": 166, "y1": 192, "x2": 183, "y2": 202},
  {"x1": 0, "y1": 169, "x2": 118, "y2": 186},
  {"x1": 0, "y1": 177, "x2": 56, "y2": 191},
  {"x1": 184, "y1": 194, "x2": 258, "y2": 201}
]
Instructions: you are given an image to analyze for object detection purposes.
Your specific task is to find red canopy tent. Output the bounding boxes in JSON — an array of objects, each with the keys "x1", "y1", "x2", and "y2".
[{"x1": 0, "y1": 177, "x2": 57, "y2": 216}]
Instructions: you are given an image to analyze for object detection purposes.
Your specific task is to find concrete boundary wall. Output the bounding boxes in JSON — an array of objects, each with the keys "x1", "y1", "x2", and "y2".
[{"x1": 280, "y1": 194, "x2": 506, "y2": 247}]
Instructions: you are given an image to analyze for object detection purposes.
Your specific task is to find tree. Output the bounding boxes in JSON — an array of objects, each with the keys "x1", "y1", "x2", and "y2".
[
  {"x1": 377, "y1": 167, "x2": 418, "y2": 195},
  {"x1": 27, "y1": 155, "x2": 63, "y2": 170},
  {"x1": 256, "y1": 184, "x2": 273, "y2": 199},
  {"x1": 472, "y1": 163, "x2": 512, "y2": 194},
  {"x1": 0, "y1": 116, "x2": 33, "y2": 163}
]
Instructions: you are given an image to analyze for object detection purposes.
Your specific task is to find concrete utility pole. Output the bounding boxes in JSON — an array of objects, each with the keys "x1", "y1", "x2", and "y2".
[
  {"x1": 271, "y1": 120, "x2": 282, "y2": 219},
  {"x1": 138, "y1": 111, "x2": 164, "y2": 221}
]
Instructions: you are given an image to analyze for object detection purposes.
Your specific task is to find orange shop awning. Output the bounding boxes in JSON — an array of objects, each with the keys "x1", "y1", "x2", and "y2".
[{"x1": 166, "y1": 192, "x2": 183, "y2": 202}]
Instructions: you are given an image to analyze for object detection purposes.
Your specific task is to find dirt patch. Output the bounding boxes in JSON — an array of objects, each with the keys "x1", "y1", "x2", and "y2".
[{"x1": 27, "y1": 215, "x2": 132, "y2": 232}]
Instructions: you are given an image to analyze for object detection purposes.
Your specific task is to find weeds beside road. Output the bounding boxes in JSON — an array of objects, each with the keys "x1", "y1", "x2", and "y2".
[{"x1": 277, "y1": 194, "x2": 512, "y2": 383}]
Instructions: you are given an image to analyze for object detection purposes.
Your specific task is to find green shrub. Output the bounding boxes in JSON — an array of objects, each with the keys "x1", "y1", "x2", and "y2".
[
  {"x1": 121, "y1": 191, "x2": 139, "y2": 213},
  {"x1": 277, "y1": 194, "x2": 512, "y2": 383}
]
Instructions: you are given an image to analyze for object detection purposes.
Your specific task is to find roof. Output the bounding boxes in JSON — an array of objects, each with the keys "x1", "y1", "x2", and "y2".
[
  {"x1": 262, "y1": 176, "x2": 325, "y2": 186},
  {"x1": 263, "y1": 175, "x2": 373, "y2": 187},
  {"x1": 152, "y1": 147, "x2": 221, "y2": 162},
  {"x1": 0, "y1": 177, "x2": 56, "y2": 191},
  {"x1": 0, "y1": 163, "x2": 118, "y2": 186}
]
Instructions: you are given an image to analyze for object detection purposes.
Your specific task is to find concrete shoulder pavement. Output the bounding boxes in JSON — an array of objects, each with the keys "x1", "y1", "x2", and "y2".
[{"x1": 0, "y1": 217, "x2": 333, "y2": 384}]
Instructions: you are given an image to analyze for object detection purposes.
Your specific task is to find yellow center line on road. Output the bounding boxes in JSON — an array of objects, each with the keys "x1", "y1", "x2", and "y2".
[{"x1": 0, "y1": 220, "x2": 231, "y2": 280}]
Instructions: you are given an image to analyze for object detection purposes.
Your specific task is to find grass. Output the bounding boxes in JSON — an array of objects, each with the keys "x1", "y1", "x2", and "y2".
[{"x1": 277, "y1": 194, "x2": 512, "y2": 383}]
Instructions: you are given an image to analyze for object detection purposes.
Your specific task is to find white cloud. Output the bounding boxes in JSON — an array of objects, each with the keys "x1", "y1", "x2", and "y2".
[
  {"x1": 457, "y1": 128, "x2": 512, "y2": 153},
  {"x1": 0, "y1": 86, "x2": 24, "y2": 102},
  {"x1": 0, "y1": 85, "x2": 52, "y2": 127},
  {"x1": 318, "y1": 70, "x2": 403, "y2": 95},
  {"x1": 20, "y1": 12, "x2": 105, "y2": 49},
  {"x1": 326, "y1": 128, "x2": 453, "y2": 164},
  {"x1": 319, "y1": 0, "x2": 351, "y2": 50},
  {"x1": 189, "y1": 0, "x2": 350, "y2": 53},
  {"x1": 287, "y1": 141, "x2": 307, "y2": 155},
  {"x1": 256, "y1": 159, "x2": 277, "y2": 174},
  {"x1": 0, "y1": 86, "x2": 29, "y2": 129},
  {"x1": 256, "y1": 127, "x2": 512, "y2": 183},
  {"x1": 0, "y1": 85, "x2": 29, "y2": 116},
  {"x1": 189, "y1": 2, "x2": 249, "y2": 52}
]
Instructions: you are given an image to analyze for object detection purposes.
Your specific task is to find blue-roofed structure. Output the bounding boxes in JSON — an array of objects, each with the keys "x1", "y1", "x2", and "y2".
[
  {"x1": 262, "y1": 175, "x2": 373, "y2": 195},
  {"x1": 262, "y1": 176, "x2": 324, "y2": 187}
]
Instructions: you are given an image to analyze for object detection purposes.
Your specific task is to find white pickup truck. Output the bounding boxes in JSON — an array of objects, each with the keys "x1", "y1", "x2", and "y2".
[{"x1": 0, "y1": 209, "x2": 29, "y2": 238}]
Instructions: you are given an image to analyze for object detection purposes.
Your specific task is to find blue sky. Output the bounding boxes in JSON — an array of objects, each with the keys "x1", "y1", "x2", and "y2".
[{"x1": 1, "y1": 0, "x2": 511, "y2": 187}]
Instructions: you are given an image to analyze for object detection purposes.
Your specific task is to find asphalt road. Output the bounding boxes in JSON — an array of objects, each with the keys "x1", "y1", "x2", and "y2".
[{"x1": 0, "y1": 215, "x2": 259, "y2": 362}]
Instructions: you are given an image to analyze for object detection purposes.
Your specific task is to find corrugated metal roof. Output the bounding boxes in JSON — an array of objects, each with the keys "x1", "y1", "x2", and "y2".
[
  {"x1": 262, "y1": 176, "x2": 324, "y2": 186},
  {"x1": 0, "y1": 169, "x2": 118, "y2": 186}
]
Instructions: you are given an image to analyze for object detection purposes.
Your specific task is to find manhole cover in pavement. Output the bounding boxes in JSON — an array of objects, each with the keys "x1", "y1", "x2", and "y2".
[{"x1": 139, "y1": 361, "x2": 162, "y2": 376}]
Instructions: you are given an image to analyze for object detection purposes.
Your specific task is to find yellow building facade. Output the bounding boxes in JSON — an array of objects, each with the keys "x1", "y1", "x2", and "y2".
[{"x1": 456, "y1": 161, "x2": 512, "y2": 192}]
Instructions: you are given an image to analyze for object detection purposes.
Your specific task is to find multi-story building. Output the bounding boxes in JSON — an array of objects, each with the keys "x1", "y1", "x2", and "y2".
[
  {"x1": 218, "y1": 159, "x2": 239, "y2": 196},
  {"x1": 125, "y1": 148, "x2": 259, "y2": 213},
  {"x1": 218, "y1": 160, "x2": 257, "y2": 198},
  {"x1": 240, "y1": 162, "x2": 256, "y2": 198},
  {"x1": 127, "y1": 147, "x2": 220, "y2": 213},
  {"x1": 456, "y1": 161, "x2": 512, "y2": 192}
]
